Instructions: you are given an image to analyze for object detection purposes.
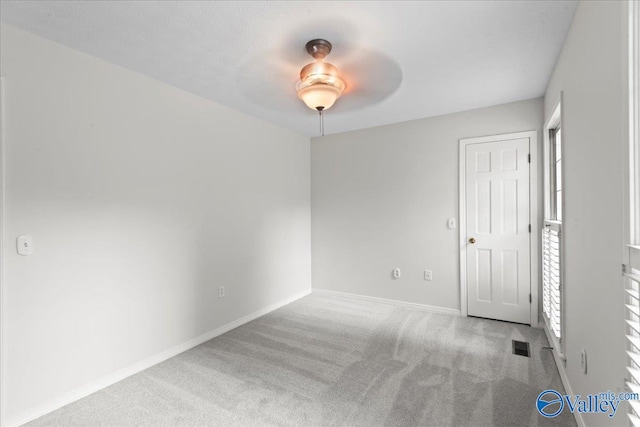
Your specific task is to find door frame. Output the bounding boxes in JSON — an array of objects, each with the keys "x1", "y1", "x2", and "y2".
[
  {"x1": 0, "y1": 77, "x2": 6, "y2": 427},
  {"x1": 459, "y1": 130, "x2": 539, "y2": 325}
]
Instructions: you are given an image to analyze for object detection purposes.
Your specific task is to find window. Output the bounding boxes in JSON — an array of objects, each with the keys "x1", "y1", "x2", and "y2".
[
  {"x1": 543, "y1": 99, "x2": 563, "y2": 355},
  {"x1": 550, "y1": 126, "x2": 563, "y2": 221},
  {"x1": 626, "y1": 0, "x2": 640, "y2": 424}
]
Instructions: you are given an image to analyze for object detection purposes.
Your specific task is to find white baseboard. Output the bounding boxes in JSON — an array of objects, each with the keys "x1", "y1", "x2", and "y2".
[
  {"x1": 4, "y1": 288, "x2": 311, "y2": 427},
  {"x1": 312, "y1": 288, "x2": 461, "y2": 316},
  {"x1": 542, "y1": 326, "x2": 585, "y2": 427}
]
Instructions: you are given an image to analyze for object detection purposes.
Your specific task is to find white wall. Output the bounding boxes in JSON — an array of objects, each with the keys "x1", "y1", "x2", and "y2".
[
  {"x1": 0, "y1": 25, "x2": 311, "y2": 425},
  {"x1": 544, "y1": 2, "x2": 627, "y2": 426},
  {"x1": 311, "y1": 98, "x2": 543, "y2": 312}
]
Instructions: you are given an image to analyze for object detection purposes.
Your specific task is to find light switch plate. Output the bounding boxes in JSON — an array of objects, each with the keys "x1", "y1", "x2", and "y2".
[
  {"x1": 17, "y1": 235, "x2": 34, "y2": 256},
  {"x1": 447, "y1": 218, "x2": 456, "y2": 229}
]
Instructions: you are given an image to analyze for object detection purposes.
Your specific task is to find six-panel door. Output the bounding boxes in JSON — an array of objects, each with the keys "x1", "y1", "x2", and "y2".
[{"x1": 466, "y1": 138, "x2": 531, "y2": 324}]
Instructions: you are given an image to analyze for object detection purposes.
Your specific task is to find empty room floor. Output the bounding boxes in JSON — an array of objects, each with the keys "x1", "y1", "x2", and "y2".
[{"x1": 26, "y1": 293, "x2": 575, "y2": 426}]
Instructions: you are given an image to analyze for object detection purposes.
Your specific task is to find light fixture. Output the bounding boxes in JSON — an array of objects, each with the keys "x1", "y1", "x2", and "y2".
[{"x1": 296, "y1": 39, "x2": 345, "y2": 134}]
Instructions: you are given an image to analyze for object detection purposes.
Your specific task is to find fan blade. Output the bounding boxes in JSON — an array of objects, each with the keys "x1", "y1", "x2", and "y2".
[
  {"x1": 235, "y1": 46, "x2": 403, "y2": 114},
  {"x1": 334, "y1": 49, "x2": 403, "y2": 112},
  {"x1": 235, "y1": 53, "x2": 303, "y2": 113}
]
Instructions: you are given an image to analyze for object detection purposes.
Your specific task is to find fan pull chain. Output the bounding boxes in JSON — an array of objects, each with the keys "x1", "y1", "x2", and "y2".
[{"x1": 317, "y1": 106, "x2": 325, "y2": 136}]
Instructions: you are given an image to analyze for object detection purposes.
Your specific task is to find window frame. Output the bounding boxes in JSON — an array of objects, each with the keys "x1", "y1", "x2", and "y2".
[
  {"x1": 544, "y1": 100, "x2": 563, "y2": 222},
  {"x1": 543, "y1": 95, "x2": 565, "y2": 360},
  {"x1": 629, "y1": 0, "x2": 640, "y2": 247},
  {"x1": 625, "y1": 1, "x2": 640, "y2": 424},
  {"x1": 549, "y1": 125, "x2": 563, "y2": 221}
]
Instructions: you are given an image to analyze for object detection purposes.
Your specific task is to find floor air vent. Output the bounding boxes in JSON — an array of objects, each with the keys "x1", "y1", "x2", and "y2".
[{"x1": 512, "y1": 340, "x2": 531, "y2": 357}]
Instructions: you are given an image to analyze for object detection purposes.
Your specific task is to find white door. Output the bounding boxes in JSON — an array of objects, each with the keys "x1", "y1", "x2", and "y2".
[{"x1": 465, "y1": 138, "x2": 531, "y2": 324}]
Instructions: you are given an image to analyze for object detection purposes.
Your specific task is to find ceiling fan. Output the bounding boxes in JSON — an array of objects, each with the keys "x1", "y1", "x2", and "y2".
[
  {"x1": 295, "y1": 39, "x2": 346, "y2": 135},
  {"x1": 236, "y1": 36, "x2": 402, "y2": 135},
  {"x1": 296, "y1": 39, "x2": 345, "y2": 111}
]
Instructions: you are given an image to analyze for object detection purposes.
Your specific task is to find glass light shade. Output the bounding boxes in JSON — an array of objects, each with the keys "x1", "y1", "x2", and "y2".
[
  {"x1": 299, "y1": 61, "x2": 340, "y2": 80},
  {"x1": 296, "y1": 60, "x2": 345, "y2": 110},
  {"x1": 297, "y1": 84, "x2": 342, "y2": 110}
]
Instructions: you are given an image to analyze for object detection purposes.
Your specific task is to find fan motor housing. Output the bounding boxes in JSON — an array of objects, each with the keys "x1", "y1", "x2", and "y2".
[{"x1": 305, "y1": 39, "x2": 332, "y2": 59}]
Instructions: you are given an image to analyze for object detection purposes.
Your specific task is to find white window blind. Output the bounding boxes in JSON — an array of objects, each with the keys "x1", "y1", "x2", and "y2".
[
  {"x1": 626, "y1": 247, "x2": 640, "y2": 426},
  {"x1": 542, "y1": 223, "x2": 561, "y2": 339}
]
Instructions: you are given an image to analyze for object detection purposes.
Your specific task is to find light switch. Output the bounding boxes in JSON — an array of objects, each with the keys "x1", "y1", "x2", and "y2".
[
  {"x1": 17, "y1": 235, "x2": 33, "y2": 256},
  {"x1": 447, "y1": 218, "x2": 456, "y2": 229}
]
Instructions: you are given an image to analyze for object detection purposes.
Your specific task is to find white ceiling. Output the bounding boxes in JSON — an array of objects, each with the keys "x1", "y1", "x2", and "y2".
[{"x1": 0, "y1": 1, "x2": 578, "y2": 136}]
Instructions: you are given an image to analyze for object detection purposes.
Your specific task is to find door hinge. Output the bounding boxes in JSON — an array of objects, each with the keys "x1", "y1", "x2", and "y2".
[
  {"x1": 528, "y1": 154, "x2": 531, "y2": 163},
  {"x1": 529, "y1": 293, "x2": 532, "y2": 303},
  {"x1": 528, "y1": 224, "x2": 531, "y2": 233},
  {"x1": 623, "y1": 264, "x2": 628, "y2": 276}
]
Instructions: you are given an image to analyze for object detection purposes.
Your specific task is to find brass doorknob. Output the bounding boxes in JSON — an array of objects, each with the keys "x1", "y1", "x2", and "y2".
[{"x1": 469, "y1": 237, "x2": 476, "y2": 244}]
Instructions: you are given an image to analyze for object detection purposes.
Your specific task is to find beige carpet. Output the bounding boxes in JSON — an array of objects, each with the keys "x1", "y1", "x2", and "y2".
[{"x1": 27, "y1": 292, "x2": 576, "y2": 426}]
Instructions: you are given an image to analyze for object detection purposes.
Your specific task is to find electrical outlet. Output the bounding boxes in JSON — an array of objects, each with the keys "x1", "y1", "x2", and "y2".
[
  {"x1": 424, "y1": 270, "x2": 433, "y2": 281},
  {"x1": 218, "y1": 286, "x2": 225, "y2": 298}
]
